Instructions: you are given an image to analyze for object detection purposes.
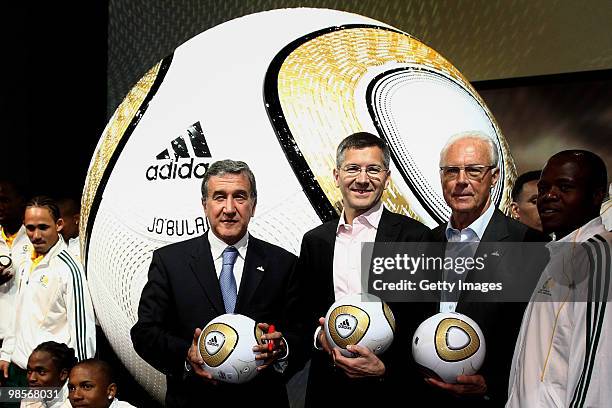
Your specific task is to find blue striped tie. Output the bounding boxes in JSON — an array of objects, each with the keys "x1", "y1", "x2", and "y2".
[{"x1": 220, "y1": 246, "x2": 239, "y2": 313}]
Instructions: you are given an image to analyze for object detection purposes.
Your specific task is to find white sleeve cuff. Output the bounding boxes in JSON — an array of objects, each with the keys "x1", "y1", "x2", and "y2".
[{"x1": 313, "y1": 326, "x2": 324, "y2": 351}]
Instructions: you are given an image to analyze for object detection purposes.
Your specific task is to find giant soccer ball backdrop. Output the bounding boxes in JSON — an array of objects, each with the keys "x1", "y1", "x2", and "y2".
[
  {"x1": 412, "y1": 312, "x2": 486, "y2": 383},
  {"x1": 324, "y1": 293, "x2": 395, "y2": 358},
  {"x1": 81, "y1": 8, "x2": 515, "y2": 400},
  {"x1": 197, "y1": 314, "x2": 264, "y2": 384}
]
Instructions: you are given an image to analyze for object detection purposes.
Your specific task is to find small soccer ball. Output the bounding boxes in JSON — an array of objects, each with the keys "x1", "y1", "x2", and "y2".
[
  {"x1": 324, "y1": 293, "x2": 395, "y2": 357},
  {"x1": 412, "y1": 312, "x2": 485, "y2": 383},
  {"x1": 197, "y1": 314, "x2": 264, "y2": 384}
]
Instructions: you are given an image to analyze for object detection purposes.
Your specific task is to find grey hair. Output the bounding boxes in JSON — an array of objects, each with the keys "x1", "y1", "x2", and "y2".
[
  {"x1": 201, "y1": 159, "x2": 257, "y2": 201},
  {"x1": 439, "y1": 131, "x2": 499, "y2": 167},
  {"x1": 336, "y1": 132, "x2": 390, "y2": 169}
]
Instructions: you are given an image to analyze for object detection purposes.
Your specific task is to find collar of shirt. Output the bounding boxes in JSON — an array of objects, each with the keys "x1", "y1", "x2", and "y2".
[
  {"x1": 336, "y1": 200, "x2": 384, "y2": 234},
  {"x1": 547, "y1": 216, "x2": 605, "y2": 257},
  {"x1": 208, "y1": 230, "x2": 249, "y2": 261},
  {"x1": 445, "y1": 203, "x2": 495, "y2": 242},
  {"x1": 1, "y1": 226, "x2": 18, "y2": 247}
]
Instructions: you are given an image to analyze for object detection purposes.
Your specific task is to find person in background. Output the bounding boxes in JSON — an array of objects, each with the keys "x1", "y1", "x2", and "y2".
[
  {"x1": 0, "y1": 180, "x2": 32, "y2": 370},
  {"x1": 0, "y1": 196, "x2": 96, "y2": 396},
  {"x1": 56, "y1": 198, "x2": 81, "y2": 263},
  {"x1": 510, "y1": 170, "x2": 543, "y2": 231},
  {"x1": 67, "y1": 359, "x2": 136, "y2": 408},
  {"x1": 21, "y1": 341, "x2": 77, "y2": 408}
]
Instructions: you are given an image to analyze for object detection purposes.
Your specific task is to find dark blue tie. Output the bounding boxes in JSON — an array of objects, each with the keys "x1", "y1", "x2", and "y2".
[{"x1": 220, "y1": 246, "x2": 238, "y2": 313}]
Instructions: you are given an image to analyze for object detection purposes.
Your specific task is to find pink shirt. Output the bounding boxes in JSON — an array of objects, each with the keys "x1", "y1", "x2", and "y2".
[{"x1": 333, "y1": 201, "x2": 383, "y2": 299}]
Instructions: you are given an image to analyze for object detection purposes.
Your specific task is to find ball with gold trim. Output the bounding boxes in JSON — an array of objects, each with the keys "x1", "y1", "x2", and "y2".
[
  {"x1": 324, "y1": 293, "x2": 395, "y2": 358},
  {"x1": 412, "y1": 312, "x2": 486, "y2": 383},
  {"x1": 197, "y1": 313, "x2": 264, "y2": 384}
]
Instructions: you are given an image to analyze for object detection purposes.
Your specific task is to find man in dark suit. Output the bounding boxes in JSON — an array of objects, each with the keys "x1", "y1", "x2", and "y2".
[
  {"x1": 297, "y1": 132, "x2": 431, "y2": 407},
  {"x1": 131, "y1": 160, "x2": 303, "y2": 408},
  {"x1": 425, "y1": 132, "x2": 548, "y2": 406}
]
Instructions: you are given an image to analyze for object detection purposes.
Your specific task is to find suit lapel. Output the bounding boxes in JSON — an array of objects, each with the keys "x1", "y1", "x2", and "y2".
[
  {"x1": 189, "y1": 234, "x2": 225, "y2": 314},
  {"x1": 235, "y1": 236, "x2": 266, "y2": 313},
  {"x1": 321, "y1": 221, "x2": 339, "y2": 302},
  {"x1": 375, "y1": 208, "x2": 400, "y2": 242}
]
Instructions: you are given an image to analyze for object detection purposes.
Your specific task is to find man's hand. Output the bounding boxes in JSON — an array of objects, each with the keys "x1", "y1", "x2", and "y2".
[
  {"x1": 186, "y1": 328, "x2": 217, "y2": 384},
  {"x1": 0, "y1": 264, "x2": 14, "y2": 285},
  {"x1": 426, "y1": 374, "x2": 487, "y2": 396},
  {"x1": 316, "y1": 317, "x2": 333, "y2": 354},
  {"x1": 332, "y1": 344, "x2": 385, "y2": 378},
  {"x1": 0, "y1": 360, "x2": 9, "y2": 385},
  {"x1": 254, "y1": 323, "x2": 286, "y2": 371}
]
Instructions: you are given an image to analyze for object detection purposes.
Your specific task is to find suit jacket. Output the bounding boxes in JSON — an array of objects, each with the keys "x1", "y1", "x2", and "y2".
[
  {"x1": 425, "y1": 208, "x2": 549, "y2": 407},
  {"x1": 131, "y1": 233, "x2": 302, "y2": 408},
  {"x1": 296, "y1": 208, "x2": 431, "y2": 407}
]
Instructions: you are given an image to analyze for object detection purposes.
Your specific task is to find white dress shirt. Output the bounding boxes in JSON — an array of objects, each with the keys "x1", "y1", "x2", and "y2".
[
  {"x1": 333, "y1": 201, "x2": 384, "y2": 299},
  {"x1": 208, "y1": 231, "x2": 248, "y2": 289},
  {"x1": 440, "y1": 203, "x2": 495, "y2": 312}
]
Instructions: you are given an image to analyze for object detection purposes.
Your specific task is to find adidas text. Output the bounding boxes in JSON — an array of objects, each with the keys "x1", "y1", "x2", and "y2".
[{"x1": 146, "y1": 158, "x2": 209, "y2": 181}]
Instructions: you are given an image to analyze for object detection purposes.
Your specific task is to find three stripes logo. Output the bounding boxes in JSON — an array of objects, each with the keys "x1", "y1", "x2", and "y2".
[
  {"x1": 338, "y1": 318, "x2": 352, "y2": 330},
  {"x1": 145, "y1": 121, "x2": 212, "y2": 181},
  {"x1": 207, "y1": 335, "x2": 219, "y2": 348}
]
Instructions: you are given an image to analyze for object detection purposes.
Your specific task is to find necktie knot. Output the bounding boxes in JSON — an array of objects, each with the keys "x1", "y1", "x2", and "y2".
[{"x1": 222, "y1": 246, "x2": 238, "y2": 266}]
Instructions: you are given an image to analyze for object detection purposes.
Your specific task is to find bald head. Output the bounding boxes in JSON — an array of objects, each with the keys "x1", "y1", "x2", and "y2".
[{"x1": 537, "y1": 150, "x2": 607, "y2": 238}]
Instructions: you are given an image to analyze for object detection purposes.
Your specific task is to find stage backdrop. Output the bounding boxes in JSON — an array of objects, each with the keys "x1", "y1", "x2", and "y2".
[{"x1": 82, "y1": 8, "x2": 515, "y2": 401}]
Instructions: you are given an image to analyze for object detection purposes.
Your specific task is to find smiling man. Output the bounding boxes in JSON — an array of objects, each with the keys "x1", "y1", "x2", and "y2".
[
  {"x1": 131, "y1": 160, "x2": 304, "y2": 408},
  {"x1": 23, "y1": 341, "x2": 77, "y2": 408},
  {"x1": 0, "y1": 197, "x2": 95, "y2": 402},
  {"x1": 296, "y1": 132, "x2": 430, "y2": 407},
  {"x1": 507, "y1": 150, "x2": 610, "y2": 407},
  {"x1": 427, "y1": 132, "x2": 547, "y2": 407}
]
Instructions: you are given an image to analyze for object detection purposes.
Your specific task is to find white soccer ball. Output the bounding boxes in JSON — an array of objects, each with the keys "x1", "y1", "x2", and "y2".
[
  {"x1": 324, "y1": 293, "x2": 395, "y2": 357},
  {"x1": 197, "y1": 314, "x2": 264, "y2": 384},
  {"x1": 412, "y1": 312, "x2": 485, "y2": 383}
]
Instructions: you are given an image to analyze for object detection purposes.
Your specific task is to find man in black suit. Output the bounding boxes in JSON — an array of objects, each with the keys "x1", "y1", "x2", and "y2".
[
  {"x1": 131, "y1": 160, "x2": 303, "y2": 407},
  {"x1": 297, "y1": 132, "x2": 430, "y2": 407},
  {"x1": 426, "y1": 132, "x2": 547, "y2": 406}
]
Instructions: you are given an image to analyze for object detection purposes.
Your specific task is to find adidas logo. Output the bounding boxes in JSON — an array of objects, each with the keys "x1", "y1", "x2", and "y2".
[
  {"x1": 337, "y1": 318, "x2": 353, "y2": 330},
  {"x1": 207, "y1": 335, "x2": 219, "y2": 347},
  {"x1": 145, "y1": 121, "x2": 212, "y2": 181}
]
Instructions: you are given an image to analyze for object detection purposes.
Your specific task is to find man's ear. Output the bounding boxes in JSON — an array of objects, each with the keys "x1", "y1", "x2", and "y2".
[
  {"x1": 491, "y1": 167, "x2": 501, "y2": 188},
  {"x1": 106, "y1": 383, "x2": 117, "y2": 400},
  {"x1": 56, "y1": 218, "x2": 64, "y2": 233},
  {"x1": 592, "y1": 187, "x2": 606, "y2": 211},
  {"x1": 384, "y1": 169, "x2": 391, "y2": 189},
  {"x1": 333, "y1": 168, "x2": 340, "y2": 188},
  {"x1": 59, "y1": 368, "x2": 69, "y2": 383},
  {"x1": 201, "y1": 198, "x2": 207, "y2": 212},
  {"x1": 510, "y1": 202, "x2": 520, "y2": 219}
]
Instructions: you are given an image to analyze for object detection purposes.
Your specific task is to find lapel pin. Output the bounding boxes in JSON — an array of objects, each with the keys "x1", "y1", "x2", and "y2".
[
  {"x1": 257, "y1": 266, "x2": 265, "y2": 271},
  {"x1": 491, "y1": 251, "x2": 500, "y2": 257}
]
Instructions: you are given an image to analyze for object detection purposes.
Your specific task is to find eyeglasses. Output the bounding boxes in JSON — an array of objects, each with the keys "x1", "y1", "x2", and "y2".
[
  {"x1": 341, "y1": 165, "x2": 388, "y2": 180},
  {"x1": 439, "y1": 165, "x2": 496, "y2": 181}
]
